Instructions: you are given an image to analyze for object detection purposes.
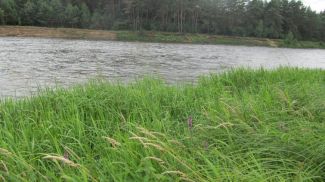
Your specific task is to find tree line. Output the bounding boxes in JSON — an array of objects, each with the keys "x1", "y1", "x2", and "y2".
[{"x1": 0, "y1": 0, "x2": 324, "y2": 41}]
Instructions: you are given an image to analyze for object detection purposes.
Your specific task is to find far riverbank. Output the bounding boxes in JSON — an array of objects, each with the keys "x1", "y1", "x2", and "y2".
[{"x1": 1, "y1": 26, "x2": 324, "y2": 49}]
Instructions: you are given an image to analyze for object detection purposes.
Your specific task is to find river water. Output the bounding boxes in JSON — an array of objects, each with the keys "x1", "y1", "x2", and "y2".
[{"x1": 0, "y1": 37, "x2": 325, "y2": 97}]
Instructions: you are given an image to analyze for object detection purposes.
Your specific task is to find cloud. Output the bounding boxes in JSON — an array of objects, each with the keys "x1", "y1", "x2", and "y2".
[{"x1": 301, "y1": 0, "x2": 325, "y2": 12}]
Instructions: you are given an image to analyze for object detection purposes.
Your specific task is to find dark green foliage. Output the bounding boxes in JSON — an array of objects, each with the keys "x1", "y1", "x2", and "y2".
[
  {"x1": 264, "y1": 0, "x2": 283, "y2": 38},
  {"x1": 0, "y1": 0, "x2": 324, "y2": 41},
  {"x1": 284, "y1": 31, "x2": 297, "y2": 46},
  {"x1": 21, "y1": 0, "x2": 36, "y2": 25},
  {"x1": 0, "y1": 0, "x2": 19, "y2": 24},
  {"x1": 79, "y1": 3, "x2": 90, "y2": 28},
  {"x1": 321, "y1": 11, "x2": 325, "y2": 40},
  {"x1": 49, "y1": 0, "x2": 64, "y2": 26},
  {"x1": 64, "y1": 3, "x2": 79, "y2": 27},
  {"x1": 0, "y1": 8, "x2": 4, "y2": 24}
]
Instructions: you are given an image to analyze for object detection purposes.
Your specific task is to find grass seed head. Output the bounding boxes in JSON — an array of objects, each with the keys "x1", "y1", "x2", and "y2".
[
  {"x1": 0, "y1": 148, "x2": 12, "y2": 156},
  {"x1": 144, "y1": 156, "x2": 165, "y2": 164},
  {"x1": 162, "y1": 170, "x2": 188, "y2": 178},
  {"x1": 43, "y1": 155, "x2": 80, "y2": 168},
  {"x1": 103, "y1": 137, "x2": 121, "y2": 148},
  {"x1": 144, "y1": 143, "x2": 165, "y2": 151}
]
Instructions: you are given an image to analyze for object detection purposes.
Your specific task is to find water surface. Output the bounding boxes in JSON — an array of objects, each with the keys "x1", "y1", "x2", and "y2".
[{"x1": 1, "y1": 37, "x2": 324, "y2": 97}]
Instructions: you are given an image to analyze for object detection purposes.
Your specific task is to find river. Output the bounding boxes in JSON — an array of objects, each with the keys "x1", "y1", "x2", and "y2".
[{"x1": 1, "y1": 37, "x2": 325, "y2": 97}]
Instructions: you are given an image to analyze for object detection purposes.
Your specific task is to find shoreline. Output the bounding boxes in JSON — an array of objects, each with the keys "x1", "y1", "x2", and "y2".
[{"x1": 1, "y1": 26, "x2": 324, "y2": 48}]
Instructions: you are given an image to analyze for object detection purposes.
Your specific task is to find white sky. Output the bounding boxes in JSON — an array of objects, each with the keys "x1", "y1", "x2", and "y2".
[{"x1": 301, "y1": 0, "x2": 325, "y2": 12}]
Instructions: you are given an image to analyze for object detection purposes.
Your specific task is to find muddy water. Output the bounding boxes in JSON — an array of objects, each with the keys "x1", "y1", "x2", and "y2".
[{"x1": 0, "y1": 37, "x2": 325, "y2": 97}]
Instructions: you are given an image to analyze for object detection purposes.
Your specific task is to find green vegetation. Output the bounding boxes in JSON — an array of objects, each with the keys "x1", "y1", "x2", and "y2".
[
  {"x1": 280, "y1": 39, "x2": 325, "y2": 49},
  {"x1": 116, "y1": 31, "x2": 273, "y2": 47},
  {"x1": 0, "y1": 0, "x2": 324, "y2": 42},
  {"x1": 0, "y1": 68, "x2": 324, "y2": 181},
  {"x1": 117, "y1": 31, "x2": 325, "y2": 48}
]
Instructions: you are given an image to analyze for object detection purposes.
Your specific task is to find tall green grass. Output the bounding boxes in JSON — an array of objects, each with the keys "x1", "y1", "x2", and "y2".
[{"x1": 0, "y1": 68, "x2": 324, "y2": 181}]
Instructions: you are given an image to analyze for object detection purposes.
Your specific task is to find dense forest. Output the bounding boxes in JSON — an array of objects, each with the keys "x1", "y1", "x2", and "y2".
[{"x1": 0, "y1": 0, "x2": 324, "y2": 41}]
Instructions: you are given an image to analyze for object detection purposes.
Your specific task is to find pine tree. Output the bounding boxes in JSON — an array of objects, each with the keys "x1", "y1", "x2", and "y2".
[
  {"x1": 64, "y1": 3, "x2": 80, "y2": 27},
  {"x1": 264, "y1": 0, "x2": 283, "y2": 38},
  {"x1": 0, "y1": 8, "x2": 4, "y2": 24},
  {"x1": 49, "y1": 0, "x2": 64, "y2": 26},
  {"x1": 90, "y1": 9, "x2": 105, "y2": 29},
  {"x1": 80, "y1": 3, "x2": 91, "y2": 28},
  {"x1": 21, "y1": 0, "x2": 36, "y2": 25},
  {"x1": 0, "y1": 0, "x2": 19, "y2": 24},
  {"x1": 245, "y1": 0, "x2": 265, "y2": 37}
]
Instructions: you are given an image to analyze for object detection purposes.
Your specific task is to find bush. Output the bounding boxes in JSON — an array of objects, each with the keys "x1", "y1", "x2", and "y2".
[{"x1": 284, "y1": 31, "x2": 298, "y2": 46}]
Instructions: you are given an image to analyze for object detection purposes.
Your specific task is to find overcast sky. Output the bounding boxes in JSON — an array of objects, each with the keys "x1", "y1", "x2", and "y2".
[{"x1": 301, "y1": 0, "x2": 325, "y2": 12}]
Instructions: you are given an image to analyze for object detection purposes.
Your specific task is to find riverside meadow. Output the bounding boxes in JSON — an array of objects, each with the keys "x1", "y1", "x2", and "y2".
[{"x1": 0, "y1": 68, "x2": 324, "y2": 181}]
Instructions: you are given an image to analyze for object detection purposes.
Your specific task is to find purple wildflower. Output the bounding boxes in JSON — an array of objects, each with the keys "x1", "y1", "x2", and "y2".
[
  {"x1": 204, "y1": 141, "x2": 209, "y2": 151},
  {"x1": 188, "y1": 116, "x2": 193, "y2": 130},
  {"x1": 64, "y1": 150, "x2": 69, "y2": 160}
]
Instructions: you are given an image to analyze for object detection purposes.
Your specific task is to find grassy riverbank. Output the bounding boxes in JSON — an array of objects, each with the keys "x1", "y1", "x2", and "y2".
[
  {"x1": 116, "y1": 31, "x2": 325, "y2": 48},
  {"x1": 1, "y1": 26, "x2": 324, "y2": 48},
  {"x1": 0, "y1": 68, "x2": 324, "y2": 181}
]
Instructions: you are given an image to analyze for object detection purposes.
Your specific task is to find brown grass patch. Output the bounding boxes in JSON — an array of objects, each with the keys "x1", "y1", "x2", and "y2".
[{"x1": 0, "y1": 26, "x2": 117, "y2": 40}]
